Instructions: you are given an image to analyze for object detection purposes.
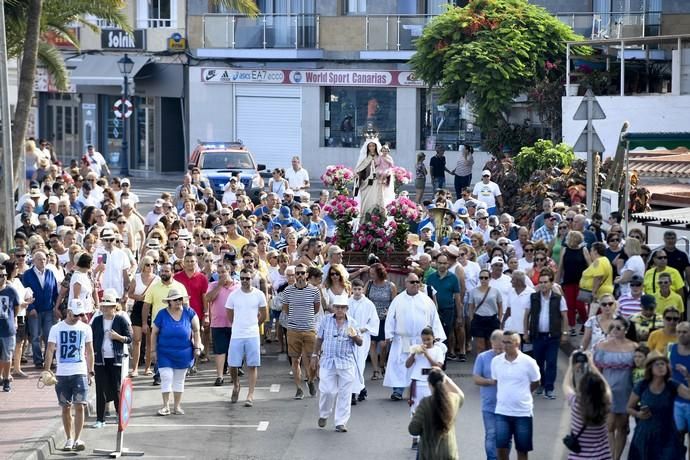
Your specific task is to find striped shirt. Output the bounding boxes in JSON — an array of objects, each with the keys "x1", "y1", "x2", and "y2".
[
  {"x1": 617, "y1": 293, "x2": 642, "y2": 318},
  {"x1": 283, "y1": 284, "x2": 321, "y2": 331},
  {"x1": 317, "y1": 313, "x2": 358, "y2": 370},
  {"x1": 567, "y1": 394, "x2": 612, "y2": 459}
]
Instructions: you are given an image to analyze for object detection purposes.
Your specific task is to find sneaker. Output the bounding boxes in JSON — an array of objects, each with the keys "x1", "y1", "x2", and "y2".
[
  {"x1": 63, "y1": 439, "x2": 74, "y2": 451},
  {"x1": 214, "y1": 377, "x2": 224, "y2": 386},
  {"x1": 446, "y1": 353, "x2": 458, "y2": 361},
  {"x1": 152, "y1": 376, "x2": 161, "y2": 386},
  {"x1": 351, "y1": 394, "x2": 357, "y2": 406},
  {"x1": 411, "y1": 438, "x2": 419, "y2": 450},
  {"x1": 2, "y1": 379, "x2": 10, "y2": 392},
  {"x1": 73, "y1": 439, "x2": 86, "y2": 451},
  {"x1": 91, "y1": 421, "x2": 105, "y2": 429},
  {"x1": 358, "y1": 388, "x2": 367, "y2": 402},
  {"x1": 457, "y1": 354, "x2": 467, "y2": 362},
  {"x1": 535, "y1": 385, "x2": 544, "y2": 395},
  {"x1": 544, "y1": 390, "x2": 556, "y2": 400},
  {"x1": 188, "y1": 367, "x2": 198, "y2": 376},
  {"x1": 294, "y1": 387, "x2": 305, "y2": 400},
  {"x1": 390, "y1": 392, "x2": 403, "y2": 401},
  {"x1": 335, "y1": 425, "x2": 348, "y2": 432},
  {"x1": 238, "y1": 368, "x2": 245, "y2": 377},
  {"x1": 318, "y1": 417, "x2": 327, "y2": 428},
  {"x1": 307, "y1": 381, "x2": 316, "y2": 397},
  {"x1": 569, "y1": 328, "x2": 577, "y2": 337}
]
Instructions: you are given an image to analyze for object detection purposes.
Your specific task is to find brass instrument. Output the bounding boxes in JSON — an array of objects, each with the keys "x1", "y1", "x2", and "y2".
[{"x1": 428, "y1": 207, "x2": 456, "y2": 243}]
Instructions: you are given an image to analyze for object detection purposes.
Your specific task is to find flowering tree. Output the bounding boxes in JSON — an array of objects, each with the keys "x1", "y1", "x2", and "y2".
[{"x1": 386, "y1": 196, "x2": 420, "y2": 251}]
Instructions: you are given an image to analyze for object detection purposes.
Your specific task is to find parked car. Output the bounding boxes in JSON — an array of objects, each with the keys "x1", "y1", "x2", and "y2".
[{"x1": 189, "y1": 140, "x2": 267, "y2": 203}]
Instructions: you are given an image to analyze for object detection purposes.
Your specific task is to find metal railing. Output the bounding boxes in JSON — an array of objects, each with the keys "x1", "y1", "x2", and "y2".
[
  {"x1": 202, "y1": 14, "x2": 319, "y2": 49},
  {"x1": 365, "y1": 15, "x2": 434, "y2": 51},
  {"x1": 555, "y1": 11, "x2": 662, "y2": 39}
]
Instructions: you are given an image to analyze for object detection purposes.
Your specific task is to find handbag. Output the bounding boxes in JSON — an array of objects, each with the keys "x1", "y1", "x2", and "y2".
[
  {"x1": 577, "y1": 288, "x2": 593, "y2": 304},
  {"x1": 562, "y1": 424, "x2": 587, "y2": 453}
]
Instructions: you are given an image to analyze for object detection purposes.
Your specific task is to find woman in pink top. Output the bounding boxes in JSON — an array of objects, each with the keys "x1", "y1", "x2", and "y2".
[{"x1": 205, "y1": 264, "x2": 239, "y2": 386}]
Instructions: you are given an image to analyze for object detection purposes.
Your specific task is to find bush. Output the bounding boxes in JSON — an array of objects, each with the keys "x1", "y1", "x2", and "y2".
[{"x1": 514, "y1": 139, "x2": 575, "y2": 180}]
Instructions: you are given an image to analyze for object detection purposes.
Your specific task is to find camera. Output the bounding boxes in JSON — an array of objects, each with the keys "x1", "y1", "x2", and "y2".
[
  {"x1": 421, "y1": 368, "x2": 430, "y2": 376},
  {"x1": 562, "y1": 433, "x2": 582, "y2": 453}
]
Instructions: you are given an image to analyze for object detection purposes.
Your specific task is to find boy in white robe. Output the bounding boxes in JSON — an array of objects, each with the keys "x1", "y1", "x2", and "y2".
[{"x1": 348, "y1": 279, "x2": 379, "y2": 404}]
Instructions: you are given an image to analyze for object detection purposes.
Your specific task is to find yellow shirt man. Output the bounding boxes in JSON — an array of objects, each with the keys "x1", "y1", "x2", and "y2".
[
  {"x1": 647, "y1": 328, "x2": 678, "y2": 354},
  {"x1": 643, "y1": 266, "x2": 684, "y2": 295},
  {"x1": 655, "y1": 291, "x2": 685, "y2": 315},
  {"x1": 144, "y1": 280, "x2": 188, "y2": 321}
]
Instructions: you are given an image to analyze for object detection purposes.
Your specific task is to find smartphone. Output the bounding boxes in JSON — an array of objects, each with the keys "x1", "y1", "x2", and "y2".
[{"x1": 421, "y1": 368, "x2": 430, "y2": 376}]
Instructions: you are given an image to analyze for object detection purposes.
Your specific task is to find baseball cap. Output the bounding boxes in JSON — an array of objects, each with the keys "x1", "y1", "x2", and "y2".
[
  {"x1": 445, "y1": 245, "x2": 460, "y2": 257},
  {"x1": 640, "y1": 294, "x2": 656, "y2": 309},
  {"x1": 476, "y1": 209, "x2": 489, "y2": 219},
  {"x1": 48, "y1": 196, "x2": 59, "y2": 205},
  {"x1": 482, "y1": 170, "x2": 492, "y2": 177},
  {"x1": 456, "y1": 206, "x2": 469, "y2": 218},
  {"x1": 284, "y1": 189, "x2": 294, "y2": 196},
  {"x1": 120, "y1": 178, "x2": 130, "y2": 186},
  {"x1": 630, "y1": 275, "x2": 643, "y2": 287},
  {"x1": 279, "y1": 206, "x2": 291, "y2": 218},
  {"x1": 327, "y1": 245, "x2": 344, "y2": 257},
  {"x1": 68, "y1": 299, "x2": 87, "y2": 315},
  {"x1": 154, "y1": 199, "x2": 164, "y2": 208},
  {"x1": 491, "y1": 257, "x2": 505, "y2": 266}
]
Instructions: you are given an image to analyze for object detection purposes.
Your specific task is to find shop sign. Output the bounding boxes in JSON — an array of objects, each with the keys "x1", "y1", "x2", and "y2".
[
  {"x1": 396, "y1": 71, "x2": 425, "y2": 87},
  {"x1": 34, "y1": 67, "x2": 76, "y2": 93},
  {"x1": 201, "y1": 68, "x2": 284, "y2": 84},
  {"x1": 101, "y1": 29, "x2": 146, "y2": 50},
  {"x1": 167, "y1": 32, "x2": 186, "y2": 52},
  {"x1": 43, "y1": 29, "x2": 79, "y2": 49},
  {"x1": 288, "y1": 70, "x2": 393, "y2": 86}
]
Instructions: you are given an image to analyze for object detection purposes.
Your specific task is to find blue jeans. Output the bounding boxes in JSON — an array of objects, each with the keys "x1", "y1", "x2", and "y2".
[
  {"x1": 28, "y1": 310, "x2": 55, "y2": 365},
  {"x1": 431, "y1": 176, "x2": 445, "y2": 193},
  {"x1": 482, "y1": 411, "x2": 500, "y2": 460},
  {"x1": 531, "y1": 333, "x2": 560, "y2": 392}
]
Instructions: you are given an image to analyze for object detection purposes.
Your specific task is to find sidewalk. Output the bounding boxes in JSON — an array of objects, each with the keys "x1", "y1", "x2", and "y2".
[{"x1": 0, "y1": 367, "x2": 67, "y2": 460}]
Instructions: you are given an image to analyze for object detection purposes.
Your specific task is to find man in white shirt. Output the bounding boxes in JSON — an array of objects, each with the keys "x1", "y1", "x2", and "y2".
[
  {"x1": 225, "y1": 268, "x2": 268, "y2": 407},
  {"x1": 116, "y1": 178, "x2": 139, "y2": 206},
  {"x1": 502, "y1": 271, "x2": 535, "y2": 350},
  {"x1": 44, "y1": 299, "x2": 95, "y2": 452},
  {"x1": 285, "y1": 156, "x2": 310, "y2": 191},
  {"x1": 491, "y1": 330, "x2": 540, "y2": 460},
  {"x1": 472, "y1": 170, "x2": 503, "y2": 216},
  {"x1": 82, "y1": 145, "x2": 110, "y2": 177},
  {"x1": 489, "y1": 257, "x2": 512, "y2": 301},
  {"x1": 144, "y1": 199, "x2": 165, "y2": 232},
  {"x1": 93, "y1": 229, "x2": 131, "y2": 304}
]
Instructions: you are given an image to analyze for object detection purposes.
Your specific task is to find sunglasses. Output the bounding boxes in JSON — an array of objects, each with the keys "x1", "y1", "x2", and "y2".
[
  {"x1": 144, "y1": 263, "x2": 154, "y2": 267},
  {"x1": 658, "y1": 281, "x2": 670, "y2": 285},
  {"x1": 295, "y1": 271, "x2": 306, "y2": 275},
  {"x1": 566, "y1": 218, "x2": 573, "y2": 222},
  {"x1": 408, "y1": 280, "x2": 421, "y2": 284},
  {"x1": 499, "y1": 242, "x2": 508, "y2": 246},
  {"x1": 655, "y1": 256, "x2": 667, "y2": 260},
  {"x1": 600, "y1": 302, "x2": 614, "y2": 306},
  {"x1": 611, "y1": 325, "x2": 626, "y2": 331},
  {"x1": 534, "y1": 258, "x2": 546, "y2": 262},
  {"x1": 74, "y1": 313, "x2": 86, "y2": 318},
  {"x1": 117, "y1": 221, "x2": 127, "y2": 224},
  {"x1": 524, "y1": 249, "x2": 534, "y2": 253},
  {"x1": 240, "y1": 277, "x2": 252, "y2": 281},
  {"x1": 609, "y1": 239, "x2": 620, "y2": 243},
  {"x1": 479, "y1": 276, "x2": 489, "y2": 280},
  {"x1": 15, "y1": 254, "x2": 26, "y2": 258},
  {"x1": 169, "y1": 237, "x2": 179, "y2": 242},
  {"x1": 665, "y1": 316, "x2": 681, "y2": 322}
]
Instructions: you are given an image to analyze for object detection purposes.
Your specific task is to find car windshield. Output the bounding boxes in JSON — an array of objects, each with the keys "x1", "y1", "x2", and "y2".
[{"x1": 200, "y1": 151, "x2": 255, "y2": 170}]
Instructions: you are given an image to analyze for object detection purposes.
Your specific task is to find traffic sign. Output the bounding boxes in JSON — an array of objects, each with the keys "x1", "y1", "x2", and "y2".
[
  {"x1": 118, "y1": 377, "x2": 133, "y2": 431},
  {"x1": 573, "y1": 89, "x2": 606, "y2": 120},
  {"x1": 574, "y1": 125, "x2": 606, "y2": 152},
  {"x1": 113, "y1": 98, "x2": 133, "y2": 119}
]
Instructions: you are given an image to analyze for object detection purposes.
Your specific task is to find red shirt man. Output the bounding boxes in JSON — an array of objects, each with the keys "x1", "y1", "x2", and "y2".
[{"x1": 174, "y1": 253, "x2": 209, "y2": 320}]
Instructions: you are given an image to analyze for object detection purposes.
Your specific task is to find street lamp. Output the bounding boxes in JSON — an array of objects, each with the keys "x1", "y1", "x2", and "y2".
[{"x1": 117, "y1": 53, "x2": 134, "y2": 177}]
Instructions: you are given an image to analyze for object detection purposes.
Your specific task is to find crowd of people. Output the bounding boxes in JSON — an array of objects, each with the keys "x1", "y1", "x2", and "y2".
[{"x1": 2, "y1": 139, "x2": 690, "y2": 459}]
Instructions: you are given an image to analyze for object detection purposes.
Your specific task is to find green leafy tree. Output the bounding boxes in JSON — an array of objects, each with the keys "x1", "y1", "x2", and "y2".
[
  {"x1": 514, "y1": 139, "x2": 575, "y2": 180},
  {"x1": 410, "y1": 0, "x2": 585, "y2": 153}
]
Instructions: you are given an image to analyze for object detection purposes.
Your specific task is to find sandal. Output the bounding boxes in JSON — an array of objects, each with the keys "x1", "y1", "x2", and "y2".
[
  {"x1": 371, "y1": 371, "x2": 380, "y2": 381},
  {"x1": 173, "y1": 407, "x2": 185, "y2": 415},
  {"x1": 231, "y1": 386, "x2": 240, "y2": 403},
  {"x1": 157, "y1": 407, "x2": 171, "y2": 416},
  {"x1": 244, "y1": 399, "x2": 253, "y2": 407},
  {"x1": 144, "y1": 369, "x2": 153, "y2": 376},
  {"x1": 129, "y1": 371, "x2": 139, "y2": 378}
]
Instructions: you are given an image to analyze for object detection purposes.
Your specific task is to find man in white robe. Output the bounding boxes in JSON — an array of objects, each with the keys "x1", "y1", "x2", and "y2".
[
  {"x1": 348, "y1": 280, "x2": 379, "y2": 403},
  {"x1": 383, "y1": 273, "x2": 446, "y2": 400}
]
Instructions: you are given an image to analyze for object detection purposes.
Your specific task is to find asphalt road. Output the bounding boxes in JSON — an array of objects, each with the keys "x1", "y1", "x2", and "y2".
[{"x1": 46, "y1": 344, "x2": 573, "y2": 460}]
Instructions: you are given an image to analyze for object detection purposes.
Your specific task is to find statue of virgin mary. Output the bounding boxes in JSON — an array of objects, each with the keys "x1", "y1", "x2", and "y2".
[{"x1": 354, "y1": 137, "x2": 395, "y2": 216}]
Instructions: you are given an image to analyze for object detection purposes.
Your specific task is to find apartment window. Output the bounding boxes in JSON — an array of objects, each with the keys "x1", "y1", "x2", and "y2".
[
  {"x1": 346, "y1": 0, "x2": 366, "y2": 15},
  {"x1": 137, "y1": 0, "x2": 176, "y2": 28},
  {"x1": 324, "y1": 87, "x2": 396, "y2": 148}
]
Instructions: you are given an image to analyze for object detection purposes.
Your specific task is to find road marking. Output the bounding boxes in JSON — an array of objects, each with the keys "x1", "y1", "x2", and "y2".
[
  {"x1": 129, "y1": 423, "x2": 269, "y2": 430},
  {"x1": 270, "y1": 384, "x2": 280, "y2": 393}
]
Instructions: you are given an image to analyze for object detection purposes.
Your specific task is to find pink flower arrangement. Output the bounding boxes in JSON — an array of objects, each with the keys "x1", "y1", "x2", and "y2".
[
  {"x1": 392, "y1": 166, "x2": 412, "y2": 185},
  {"x1": 352, "y1": 206, "x2": 395, "y2": 253},
  {"x1": 323, "y1": 194, "x2": 359, "y2": 221},
  {"x1": 321, "y1": 165, "x2": 355, "y2": 193},
  {"x1": 386, "y1": 196, "x2": 420, "y2": 221}
]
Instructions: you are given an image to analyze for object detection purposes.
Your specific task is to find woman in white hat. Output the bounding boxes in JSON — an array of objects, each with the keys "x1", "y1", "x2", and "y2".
[{"x1": 151, "y1": 288, "x2": 201, "y2": 416}]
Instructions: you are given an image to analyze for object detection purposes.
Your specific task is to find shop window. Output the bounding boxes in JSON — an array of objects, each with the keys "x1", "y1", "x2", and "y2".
[
  {"x1": 137, "y1": 0, "x2": 175, "y2": 28},
  {"x1": 345, "y1": 0, "x2": 366, "y2": 15},
  {"x1": 324, "y1": 87, "x2": 396, "y2": 148},
  {"x1": 420, "y1": 89, "x2": 479, "y2": 151}
]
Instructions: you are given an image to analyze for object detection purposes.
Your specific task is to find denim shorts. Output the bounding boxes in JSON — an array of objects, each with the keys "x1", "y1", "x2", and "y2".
[
  {"x1": 228, "y1": 336, "x2": 261, "y2": 367},
  {"x1": 0, "y1": 336, "x2": 16, "y2": 361},
  {"x1": 495, "y1": 414, "x2": 533, "y2": 452},
  {"x1": 55, "y1": 374, "x2": 89, "y2": 407},
  {"x1": 674, "y1": 401, "x2": 690, "y2": 432},
  {"x1": 211, "y1": 327, "x2": 232, "y2": 355}
]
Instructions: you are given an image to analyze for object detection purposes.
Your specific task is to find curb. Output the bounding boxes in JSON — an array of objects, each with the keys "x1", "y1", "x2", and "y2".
[{"x1": 8, "y1": 394, "x2": 96, "y2": 460}]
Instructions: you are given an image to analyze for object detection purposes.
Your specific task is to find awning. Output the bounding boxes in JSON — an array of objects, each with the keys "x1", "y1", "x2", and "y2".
[
  {"x1": 69, "y1": 54, "x2": 151, "y2": 87},
  {"x1": 632, "y1": 207, "x2": 690, "y2": 224},
  {"x1": 630, "y1": 152, "x2": 690, "y2": 178},
  {"x1": 623, "y1": 132, "x2": 690, "y2": 151}
]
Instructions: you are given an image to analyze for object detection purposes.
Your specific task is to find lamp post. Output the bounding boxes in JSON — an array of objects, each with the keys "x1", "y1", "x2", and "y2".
[{"x1": 117, "y1": 54, "x2": 134, "y2": 177}]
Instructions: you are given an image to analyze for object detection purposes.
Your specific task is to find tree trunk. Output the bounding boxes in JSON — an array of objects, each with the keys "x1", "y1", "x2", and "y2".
[{"x1": 11, "y1": 0, "x2": 42, "y2": 182}]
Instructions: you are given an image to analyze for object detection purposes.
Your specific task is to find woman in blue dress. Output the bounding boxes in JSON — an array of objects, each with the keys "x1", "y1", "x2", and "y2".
[
  {"x1": 151, "y1": 288, "x2": 202, "y2": 416},
  {"x1": 626, "y1": 353, "x2": 690, "y2": 459}
]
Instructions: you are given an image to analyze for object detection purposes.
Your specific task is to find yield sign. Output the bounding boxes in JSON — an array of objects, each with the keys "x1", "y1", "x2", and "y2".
[
  {"x1": 573, "y1": 89, "x2": 606, "y2": 120},
  {"x1": 574, "y1": 124, "x2": 606, "y2": 152}
]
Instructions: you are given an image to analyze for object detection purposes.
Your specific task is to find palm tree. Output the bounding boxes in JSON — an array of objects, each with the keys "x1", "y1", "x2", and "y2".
[{"x1": 6, "y1": 0, "x2": 258, "y2": 179}]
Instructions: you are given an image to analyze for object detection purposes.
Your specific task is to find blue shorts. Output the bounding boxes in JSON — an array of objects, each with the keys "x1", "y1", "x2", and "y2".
[
  {"x1": 0, "y1": 336, "x2": 16, "y2": 362},
  {"x1": 495, "y1": 414, "x2": 533, "y2": 452},
  {"x1": 211, "y1": 327, "x2": 232, "y2": 355},
  {"x1": 270, "y1": 310, "x2": 281, "y2": 322},
  {"x1": 228, "y1": 336, "x2": 261, "y2": 367},
  {"x1": 674, "y1": 401, "x2": 690, "y2": 433},
  {"x1": 55, "y1": 374, "x2": 89, "y2": 407}
]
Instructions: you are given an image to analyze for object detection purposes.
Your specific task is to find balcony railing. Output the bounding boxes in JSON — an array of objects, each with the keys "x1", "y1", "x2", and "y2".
[
  {"x1": 202, "y1": 14, "x2": 319, "y2": 49},
  {"x1": 365, "y1": 15, "x2": 434, "y2": 51},
  {"x1": 555, "y1": 11, "x2": 662, "y2": 40}
]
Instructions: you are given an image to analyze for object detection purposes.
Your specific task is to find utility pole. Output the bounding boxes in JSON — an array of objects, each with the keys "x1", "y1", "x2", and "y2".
[{"x1": 0, "y1": 3, "x2": 15, "y2": 250}]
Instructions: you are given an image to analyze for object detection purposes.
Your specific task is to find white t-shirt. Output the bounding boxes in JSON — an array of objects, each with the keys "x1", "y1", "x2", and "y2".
[
  {"x1": 69, "y1": 270, "x2": 94, "y2": 312},
  {"x1": 472, "y1": 181, "x2": 501, "y2": 208},
  {"x1": 537, "y1": 292, "x2": 567, "y2": 333},
  {"x1": 225, "y1": 287, "x2": 267, "y2": 339},
  {"x1": 491, "y1": 351, "x2": 541, "y2": 417},
  {"x1": 505, "y1": 287, "x2": 535, "y2": 333},
  {"x1": 285, "y1": 167, "x2": 310, "y2": 190},
  {"x1": 93, "y1": 247, "x2": 131, "y2": 297},
  {"x1": 48, "y1": 320, "x2": 93, "y2": 376},
  {"x1": 85, "y1": 151, "x2": 107, "y2": 176},
  {"x1": 489, "y1": 274, "x2": 513, "y2": 304},
  {"x1": 410, "y1": 342, "x2": 447, "y2": 381},
  {"x1": 619, "y1": 255, "x2": 646, "y2": 296}
]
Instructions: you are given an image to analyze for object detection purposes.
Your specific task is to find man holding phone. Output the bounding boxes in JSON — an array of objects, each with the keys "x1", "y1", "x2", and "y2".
[{"x1": 93, "y1": 229, "x2": 131, "y2": 306}]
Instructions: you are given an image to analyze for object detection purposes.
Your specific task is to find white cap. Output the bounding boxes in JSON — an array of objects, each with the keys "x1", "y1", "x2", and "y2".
[
  {"x1": 420, "y1": 223, "x2": 435, "y2": 233},
  {"x1": 490, "y1": 257, "x2": 505, "y2": 266},
  {"x1": 482, "y1": 170, "x2": 492, "y2": 177},
  {"x1": 48, "y1": 196, "x2": 59, "y2": 204},
  {"x1": 68, "y1": 299, "x2": 87, "y2": 315},
  {"x1": 331, "y1": 294, "x2": 349, "y2": 306},
  {"x1": 284, "y1": 188, "x2": 294, "y2": 195},
  {"x1": 154, "y1": 199, "x2": 164, "y2": 207}
]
